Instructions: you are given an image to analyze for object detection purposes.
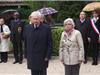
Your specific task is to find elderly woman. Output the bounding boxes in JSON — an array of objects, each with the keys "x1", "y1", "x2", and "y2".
[
  {"x1": 23, "y1": 11, "x2": 52, "y2": 75},
  {"x1": 0, "y1": 18, "x2": 11, "y2": 63},
  {"x1": 59, "y1": 18, "x2": 84, "y2": 75}
]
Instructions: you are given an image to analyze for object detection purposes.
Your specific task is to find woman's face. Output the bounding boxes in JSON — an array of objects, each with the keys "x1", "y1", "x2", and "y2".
[{"x1": 64, "y1": 21, "x2": 73, "y2": 31}]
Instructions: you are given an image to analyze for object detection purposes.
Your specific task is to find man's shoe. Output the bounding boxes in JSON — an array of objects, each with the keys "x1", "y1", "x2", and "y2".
[
  {"x1": 94, "y1": 62, "x2": 98, "y2": 65},
  {"x1": 19, "y1": 61, "x2": 22, "y2": 64},
  {"x1": 83, "y1": 60, "x2": 87, "y2": 64},
  {"x1": 4, "y1": 61, "x2": 7, "y2": 63},
  {"x1": 13, "y1": 61, "x2": 19, "y2": 64},
  {"x1": 0, "y1": 61, "x2": 3, "y2": 63},
  {"x1": 92, "y1": 62, "x2": 98, "y2": 65}
]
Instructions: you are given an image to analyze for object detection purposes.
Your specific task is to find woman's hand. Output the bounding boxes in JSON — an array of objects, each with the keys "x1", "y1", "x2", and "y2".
[
  {"x1": 78, "y1": 60, "x2": 84, "y2": 64},
  {"x1": 2, "y1": 34, "x2": 9, "y2": 39},
  {"x1": 1, "y1": 32, "x2": 4, "y2": 35},
  {"x1": 61, "y1": 60, "x2": 64, "y2": 64}
]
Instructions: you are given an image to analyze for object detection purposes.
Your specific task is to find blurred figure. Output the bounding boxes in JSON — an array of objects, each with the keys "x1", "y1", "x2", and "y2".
[
  {"x1": 24, "y1": 11, "x2": 52, "y2": 75},
  {"x1": 59, "y1": 18, "x2": 84, "y2": 75},
  {"x1": 75, "y1": 11, "x2": 90, "y2": 64},
  {"x1": 89, "y1": 11, "x2": 100, "y2": 65},
  {"x1": 10, "y1": 12, "x2": 24, "y2": 64},
  {"x1": 46, "y1": 14, "x2": 55, "y2": 26},
  {"x1": 40, "y1": 14, "x2": 48, "y2": 24},
  {"x1": 0, "y1": 18, "x2": 11, "y2": 63}
]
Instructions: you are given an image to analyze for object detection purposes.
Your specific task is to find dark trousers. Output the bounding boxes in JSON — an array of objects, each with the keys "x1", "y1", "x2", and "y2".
[
  {"x1": 0, "y1": 52, "x2": 8, "y2": 62},
  {"x1": 84, "y1": 42, "x2": 89, "y2": 61},
  {"x1": 64, "y1": 64, "x2": 80, "y2": 75},
  {"x1": 12, "y1": 40, "x2": 23, "y2": 62},
  {"x1": 24, "y1": 41, "x2": 27, "y2": 58},
  {"x1": 31, "y1": 69, "x2": 47, "y2": 75},
  {"x1": 90, "y1": 43, "x2": 99, "y2": 62}
]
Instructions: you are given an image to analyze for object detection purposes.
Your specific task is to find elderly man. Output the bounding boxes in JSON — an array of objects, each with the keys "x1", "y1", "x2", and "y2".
[{"x1": 23, "y1": 11, "x2": 52, "y2": 75}]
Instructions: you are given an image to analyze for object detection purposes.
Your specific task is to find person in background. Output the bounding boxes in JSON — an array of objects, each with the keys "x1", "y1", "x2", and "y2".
[
  {"x1": 46, "y1": 14, "x2": 55, "y2": 26},
  {"x1": 40, "y1": 14, "x2": 48, "y2": 24},
  {"x1": 0, "y1": 18, "x2": 11, "y2": 63},
  {"x1": 10, "y1": 12, "x2": 24, "y2": 64},
  {"x1": 23, "y1": 11, "x2": 52, "y2": 75},
  {"x1": 75, "y1": 11, "x2": 90, "y2": 64},
  {"x1": 89, "y1": 11, "x2": 100, "y2": 65},
  {"x1": 59, "y1": 18, "x2": 84, "y2": 75}
]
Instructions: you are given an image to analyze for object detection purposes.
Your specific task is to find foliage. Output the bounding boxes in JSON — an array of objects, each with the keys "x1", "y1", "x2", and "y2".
[
  {"x1": 51, "y1": 26, "x2": 63, "y2": 55},
  {"x1": 0, "y1": 1, "x2": 93, "y2": 23},
  {"x1": 17, "y1": 8, "x2": 32, "y2": 19},
  {"x1": 25, "y1": 1, "x2": 92, "y2": 23}
]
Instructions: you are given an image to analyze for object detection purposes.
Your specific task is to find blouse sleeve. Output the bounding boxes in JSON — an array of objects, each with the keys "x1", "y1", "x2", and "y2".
[{"x1": 4, "y1": 25, "x2": 11, "y2": 35}]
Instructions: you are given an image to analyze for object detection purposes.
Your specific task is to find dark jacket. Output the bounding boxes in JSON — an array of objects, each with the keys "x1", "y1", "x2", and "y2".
[
  {"x1": 75, "y1": 19, "x2": 91, "y2": 43},
  {"x1": 23, "y1": 23, "x2": 52, "y2": 70},
  {"x1": 10, "y1": 19, "x2": 24, "y2": 43},
  {"x1": 89, "y1": 18, "x2": 100, "y2": 43}
]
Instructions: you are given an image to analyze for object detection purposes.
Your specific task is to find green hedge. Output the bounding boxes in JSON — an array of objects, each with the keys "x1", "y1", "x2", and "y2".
[{"x1": 51, "y1": 26, "x2": 63, "y2": 56}]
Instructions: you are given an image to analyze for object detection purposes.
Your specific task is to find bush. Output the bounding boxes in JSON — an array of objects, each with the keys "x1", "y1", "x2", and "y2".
[
  {"x1": 17, "y1": 8, "x2": 32, "y2": 19},
  {"x1": 51, "y1": 26, "x2": 63, "y2": 56}
]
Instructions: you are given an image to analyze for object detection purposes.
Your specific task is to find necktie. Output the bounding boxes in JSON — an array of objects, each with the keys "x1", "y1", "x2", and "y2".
[
  {"x1": 1, "y1": 25, "x2": 3, "y2": 32},
  {"x1": 34, "y1": 24, "x2": 39, "y2": 29}
]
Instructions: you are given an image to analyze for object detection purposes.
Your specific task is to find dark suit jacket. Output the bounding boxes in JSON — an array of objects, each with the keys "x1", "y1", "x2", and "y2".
[
  {"x1": 89, "y1": 18, "x2": 100, "y2": 43},
  {"x1": 10, "y1": 19, "x2": 25, "y2": 43},
  {"x1": 23, "y1": 23, "x2": 52, "y2": 70},
  {"x1": 75, "y1": 19, "x2": 91, "y2": 44}
]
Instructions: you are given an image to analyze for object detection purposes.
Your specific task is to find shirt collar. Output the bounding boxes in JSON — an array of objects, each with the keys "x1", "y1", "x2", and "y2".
[{"x1": 80, "y1": 19, "x2": 85, "y2": 23}]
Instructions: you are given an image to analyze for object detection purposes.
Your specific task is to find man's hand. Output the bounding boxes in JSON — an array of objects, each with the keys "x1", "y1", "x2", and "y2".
[
  {"x1": 88, "y1": 38, "x2": 91, "y2": 42},
  {"x1": 45, "y1": 58, "x2": 48, "y2": 61}
]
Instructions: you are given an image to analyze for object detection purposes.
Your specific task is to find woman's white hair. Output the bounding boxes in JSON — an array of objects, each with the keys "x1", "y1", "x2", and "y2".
[
  {"x1": 64, "y1": 18, "x2": 75, "y2": 27},
  {"x1": 29, "y1": 11, "x2": 43, "y2": 18}
]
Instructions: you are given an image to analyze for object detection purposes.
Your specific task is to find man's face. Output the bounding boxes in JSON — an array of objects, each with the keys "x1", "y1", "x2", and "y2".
[
  {"x1": 13, "y1": 12, "x2": 20, "y2": 19},
  {"x1": 79, "y1": 12, "x2": 86, "y2": 20},
  {"x1": 0, "y1": 19, "x2": 4, "y2": 25},
  {"x1": 30, "y1": 16, "x2": 41, "y2": 25}
]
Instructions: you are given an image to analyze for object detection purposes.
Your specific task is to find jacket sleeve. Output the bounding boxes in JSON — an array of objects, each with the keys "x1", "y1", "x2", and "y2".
[
  {"x1": 46, "y1": 27, "x2": 52, "y2": 59},
  {"x1": 4, "y1": 25, "x2": 11, "y2": 35},
  {"x1": 76, "y1": 31, "x2": 84, "y2": 61},
  {"x1": 59, "y1": 32, "x2": 64, "y2": 61}
]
